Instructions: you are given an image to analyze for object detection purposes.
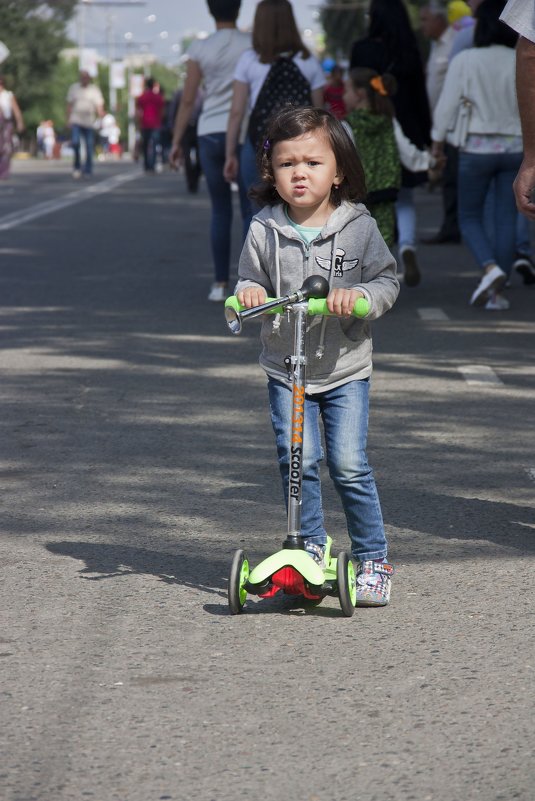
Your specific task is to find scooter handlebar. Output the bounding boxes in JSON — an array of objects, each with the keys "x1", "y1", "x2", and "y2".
[{"x1": 224, "y1": 295, "x2": 370, "y2": 319}]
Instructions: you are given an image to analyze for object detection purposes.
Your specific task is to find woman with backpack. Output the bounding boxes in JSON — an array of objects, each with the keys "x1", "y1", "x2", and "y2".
[{"x1": 223, "y1": 0, "x2": 325, "y2": 212}]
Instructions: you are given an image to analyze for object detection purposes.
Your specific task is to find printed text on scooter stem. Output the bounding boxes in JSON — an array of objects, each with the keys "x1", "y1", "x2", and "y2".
[{"x1": 290, "y1": 385, "x2": 305, "y2": 498}]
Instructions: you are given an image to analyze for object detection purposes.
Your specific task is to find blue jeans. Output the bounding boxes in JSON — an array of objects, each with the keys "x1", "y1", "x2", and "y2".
[
  {"x1": 71, "y1": 124, "x2": 95, "y2": 174},
  {"x1": 268, "y1": 377, "x2": 387, "y2": 562},
  {"x1": 198, "y1": 133, "x2": 251, "y2": 284},
  {"x1": 141, "y1": 128, "x2": 160, "y2": 171},
  {"x1": 458, "y1": 150, "x2": 523, "y2": 275},
  {"x1": 395, "y1": 186, "x2": 417, "y2": 250}
]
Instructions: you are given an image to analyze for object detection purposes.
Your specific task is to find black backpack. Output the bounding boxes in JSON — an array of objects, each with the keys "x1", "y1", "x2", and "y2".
[{"x1": 247, "y1": 56, "x2": 312, "y2": 149}]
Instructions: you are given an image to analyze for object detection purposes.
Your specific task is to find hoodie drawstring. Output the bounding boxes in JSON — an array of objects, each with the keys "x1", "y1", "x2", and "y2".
[
  {"x1": 272, "y1": 228, "x2": 282, "y2": 333},
  {"x1": 315, "y1": 231, "x2": 339, "y2": 359}
]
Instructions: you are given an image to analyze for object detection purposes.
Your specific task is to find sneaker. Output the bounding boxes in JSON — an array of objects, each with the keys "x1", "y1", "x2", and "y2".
[
  {"x1": 304, "y1": 542, "x2": 326, "y2": 570},
  {"x1": 207, "y1": 284, "x2": 227, "y2": 302},
  {"x1": 355, "y1": 561, "x2": 394, "y2": 607},
  {"x1": 470, "y1": 265, "x2": 507, "y2": 306},
  {"x1": 72, "y1": 169, "x2": 82, "y2": 179},
  {"x1": 513, "y1": 255, "x2": 535, "y2": 285},
  {"x1": 400, "y1": 247, "x2": 421, "y2": 287},
  {"x1": 485, "y1": 292, "x2": 510, "y2": 311}
]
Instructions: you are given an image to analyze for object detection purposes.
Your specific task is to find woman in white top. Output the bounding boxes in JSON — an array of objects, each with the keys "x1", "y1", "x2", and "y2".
[
  {"x1": 432, "y1": 0, "x2": 522, "y2": 310},
  {"x1": 170, "y1": 0, "x2": 251, "y2": 302},
  {"x1": 0, "y1": 75, "x2": 24, "y2": 180},
  {"x1": 223, "y1": 0, "x2": 325, "y2": 206}
]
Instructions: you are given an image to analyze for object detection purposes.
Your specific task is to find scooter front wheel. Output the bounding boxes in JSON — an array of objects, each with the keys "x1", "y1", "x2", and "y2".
[
  {"x1": 336, "y1": 551, "x2": 356, "y2": 617},
  {"x1": 228, "y1": 549, "x2": 250, "y2": 614}
]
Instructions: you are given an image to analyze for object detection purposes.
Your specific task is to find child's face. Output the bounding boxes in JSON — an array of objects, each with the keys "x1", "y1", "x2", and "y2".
[{"x1": 271, "y1": 131, "x2": 343, "y2": 223}]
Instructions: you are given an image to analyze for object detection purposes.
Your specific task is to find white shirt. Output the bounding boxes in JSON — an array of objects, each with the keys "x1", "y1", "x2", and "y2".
[
  {"x1": 432, "y1": 45, "x2": 521, "y2": 145},
  {"x1": 67, "y1": 83, "x2": 104, "y2": 127},
  {"x1": 0, "y1": 89, "x2": 13, "y2": 120},
  {"x1": 426, "y1": 26, "x2": 457, "y2": 112},
  {"x1": 500, "y1": 0, "x2": 535, "y2": 42},
  {"x1": 187, "y1": 28, "x2": 251, "y2": 136},
  {"x1": 234, "y1": 49, "x2": 325, "y2": 110}
]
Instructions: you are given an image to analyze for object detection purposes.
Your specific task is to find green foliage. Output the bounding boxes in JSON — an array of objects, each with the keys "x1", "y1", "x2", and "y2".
[{"x1": 0, "y1": 0, "x2": 78, "y2": 133}]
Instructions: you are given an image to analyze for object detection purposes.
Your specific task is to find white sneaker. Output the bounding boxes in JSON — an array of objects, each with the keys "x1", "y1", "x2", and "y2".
[
  {"x1": 72, "y1": 169, "x2": 82, "y2": 179},
  {"x1": 470, "y1": 265, "x2": 507, "y2": 306},
  {"x1": 207, "y1": 284, "x2": 227, "y2": 302},
  {"x1": 485, "y1": 293, "x2": 510, "y2": 311}
]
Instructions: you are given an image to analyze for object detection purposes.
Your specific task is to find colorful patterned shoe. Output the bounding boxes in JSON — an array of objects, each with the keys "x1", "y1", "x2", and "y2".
[
  {"x1": 304, "y1": 542, "x2": 326, "y2": 570},
  {"x1": 355, "y1": 561, "x2": 394, "y2": 606}
]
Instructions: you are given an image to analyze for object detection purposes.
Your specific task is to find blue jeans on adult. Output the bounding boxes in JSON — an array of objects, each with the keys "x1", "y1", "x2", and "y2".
[
  {"x1": 395, "y1": 186, "x2": 417, "y2": 250},
  {"x1": 198, "y1": 132, "x2": 251, "y2": 284},
  {"x1": 458, "y1": 150, "x2": 523, "y2": 275},
  {"x1": 141, "y1": 128, "x2": 160, "y2": 172},
  {"x1": 71, "y1": 124, "x2": 95, "y2": 174},
  {"x1": 268, "y1": 377, "x2": 387, "y2": 563}
]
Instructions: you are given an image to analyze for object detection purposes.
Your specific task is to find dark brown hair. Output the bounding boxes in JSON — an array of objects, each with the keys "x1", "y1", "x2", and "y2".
[
  {"x1": 207, "y1": 0, "x2": 241, "y2": 22},
  {"x1": 252, "y1": 0, "x2": 310, "y2": 64},
  {"x1": 348, "y1": 68, "x2": 397, "y2": 119},
  {"x1": 250, "y1": 106, "x2": 367, "y2": 207}
]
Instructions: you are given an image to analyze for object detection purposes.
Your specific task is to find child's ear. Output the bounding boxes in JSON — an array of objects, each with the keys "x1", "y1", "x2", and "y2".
[{"x1": 333, "y1": 172, "x2": 344, "y2": 187}]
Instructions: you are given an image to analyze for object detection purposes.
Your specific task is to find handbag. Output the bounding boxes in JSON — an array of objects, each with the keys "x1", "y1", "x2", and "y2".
[
  {"x1": 447, "y1": 96, "x2": 472, "y2": 148},
  {"x1": 446, "y1": 50, "x2": 473, "y2": 148}
]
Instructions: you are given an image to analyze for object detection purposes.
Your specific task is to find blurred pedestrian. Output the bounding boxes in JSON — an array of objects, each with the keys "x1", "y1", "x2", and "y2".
[
  {"x1": 344, "y1": 69, "x2": 401, "y2": 249},
  {"x1": 0, "y1": 75, "x2": 24, "y2": 179},
  {"x1": 501, "y1": 0, "x2": 535, "y2": 221},
  {"x1": 170, "y1": 0, "x2": 251, "y2": 302},
  {"x1": 223, "y1": 0, "x2": 325, "y2": 204},
  {"x1": 168, "y1": 88, "x2": 203, "y2": 192},
  {"x1": 323, "y1": 64, "x2": 346, "y2": 120},
  {"x1": 350, "y1": 0, "x2": 432, "y2": 287},
  {"x1": 66, "y1": 70, "x2": 104, "y2": 179},
  {"x1": 136, "y1": 77, "x2": 164, "y2": 173},
  {"x1": 432, "y1": 0, "x2": 521, "y2": 309},
  {"x1": 420, "y1": 1, "x2": 462, "y2": 245}
]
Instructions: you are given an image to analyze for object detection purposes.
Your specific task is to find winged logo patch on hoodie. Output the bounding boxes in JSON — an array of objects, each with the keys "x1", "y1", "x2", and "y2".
[{"x1": 316, "y1": 249, "x2": 359, "y2": 278}]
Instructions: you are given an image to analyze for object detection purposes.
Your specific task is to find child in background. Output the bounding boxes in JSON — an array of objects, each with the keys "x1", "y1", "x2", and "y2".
[
  {"x1": 235, "y1": 107, "x2": 399, "y2": 606},
  {"x1": 345, "y1": 67, "x2": 443, "y2": 285},
  {"x1": 323, "y1": 64, "x2": 347, "y2": 120}
]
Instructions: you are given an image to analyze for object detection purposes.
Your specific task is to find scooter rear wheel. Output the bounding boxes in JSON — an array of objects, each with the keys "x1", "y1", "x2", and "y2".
[
  {"x1": 228, "y1": 549, "x2": 250, "y2": 614},
  {"x1": 336, "y1": 551, "x2": 356, "y2": 617}
]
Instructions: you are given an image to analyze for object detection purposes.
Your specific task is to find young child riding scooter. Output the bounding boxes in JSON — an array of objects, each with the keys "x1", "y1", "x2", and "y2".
[{"x1": 235, "y1": 107, "x2": 399, "y2": 606}]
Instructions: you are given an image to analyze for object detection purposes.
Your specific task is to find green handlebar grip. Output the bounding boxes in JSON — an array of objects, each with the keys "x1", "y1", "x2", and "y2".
[{"x1": 224, "y1": 295, "x2": 370, "y2": 318}]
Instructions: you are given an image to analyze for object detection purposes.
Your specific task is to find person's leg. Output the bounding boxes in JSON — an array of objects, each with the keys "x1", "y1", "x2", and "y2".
[
  {"x1": 141, "y1": 129, "x2": 151, "y2": 171},
  {"x1": 320, "y1": 380, "x2": 387, "y2": 563},
  {"x1": 440, "y1": 143, "x2": 461, "y2": 241},
  {"x1": 458, "y1": 151, "x2": 508, "y2": 305},
  {"x1": 197, "y1": 133, "x2": 232, "y2": 286},
  {"x1": 83, "y1": 127, "x2": 94, "y2": 174},
  {"x1": 268, "y1": 378, "x2": 326, "y2": 547},
  {"x1": 395, "y1": 186, "x2": 420, "y2": 287},
  {"x1": 240, "y1": 137, "x2": 261, "y2": 225},
  {"x1": 492, "y1": 151, "x2": 523, "y2": 278},
  {"x1": 70, "y1": 124, "x2": 81, "y2": 173},
  {"x1": 235, "y1": 144, "x2": 252, "y2": 241}
]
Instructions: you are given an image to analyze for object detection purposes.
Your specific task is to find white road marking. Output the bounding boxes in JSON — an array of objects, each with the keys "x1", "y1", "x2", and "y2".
[
  {"x1": 418, "y1": 307, "x2": 450, "y2": 321},
  {"x1": 458, "y1": 365, "x2": 504, "y2": 385},
  {"x1": 0, "y1": 171, "x2": 140, "y2": 231}
]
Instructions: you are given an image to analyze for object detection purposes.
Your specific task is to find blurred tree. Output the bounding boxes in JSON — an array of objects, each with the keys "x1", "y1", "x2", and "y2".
[{"x1": 0, "y1": 1, "x2": 78, "y2": 134}]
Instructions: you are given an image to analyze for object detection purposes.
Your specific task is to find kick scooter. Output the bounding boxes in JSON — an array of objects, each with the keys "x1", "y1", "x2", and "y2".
[{"x1": 224, "y1": 275, "x2": 370, "y2": 617}]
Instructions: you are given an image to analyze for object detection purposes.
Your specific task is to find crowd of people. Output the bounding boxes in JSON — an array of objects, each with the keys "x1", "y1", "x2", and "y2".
[{"x1": 1, "y1": 0, "x2": 534, "y2": 312}]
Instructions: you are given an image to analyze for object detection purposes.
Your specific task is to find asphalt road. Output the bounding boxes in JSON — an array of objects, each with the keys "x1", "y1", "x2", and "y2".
[{"x1": 1, "y1": 158, "x2": 534, "y2": 801}]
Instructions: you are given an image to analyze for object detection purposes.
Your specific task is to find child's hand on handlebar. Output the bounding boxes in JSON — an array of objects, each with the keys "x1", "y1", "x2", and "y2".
[
  {"x1": 327, "y1": 288, "x2": 365, "y2": 318},
  {"x1": 237, "y1": 286, "x2": 268, "y2": 309}
]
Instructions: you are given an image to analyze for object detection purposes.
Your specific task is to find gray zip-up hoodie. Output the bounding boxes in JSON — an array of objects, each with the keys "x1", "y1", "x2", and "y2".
[{"x1": 235, "y1": 200, "x2": 399, "y2": 394}]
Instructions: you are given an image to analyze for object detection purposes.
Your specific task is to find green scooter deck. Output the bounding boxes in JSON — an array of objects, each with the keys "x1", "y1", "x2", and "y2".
[{"x1": 248, "y1": 536, "x2": 336, "y2": 587}]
